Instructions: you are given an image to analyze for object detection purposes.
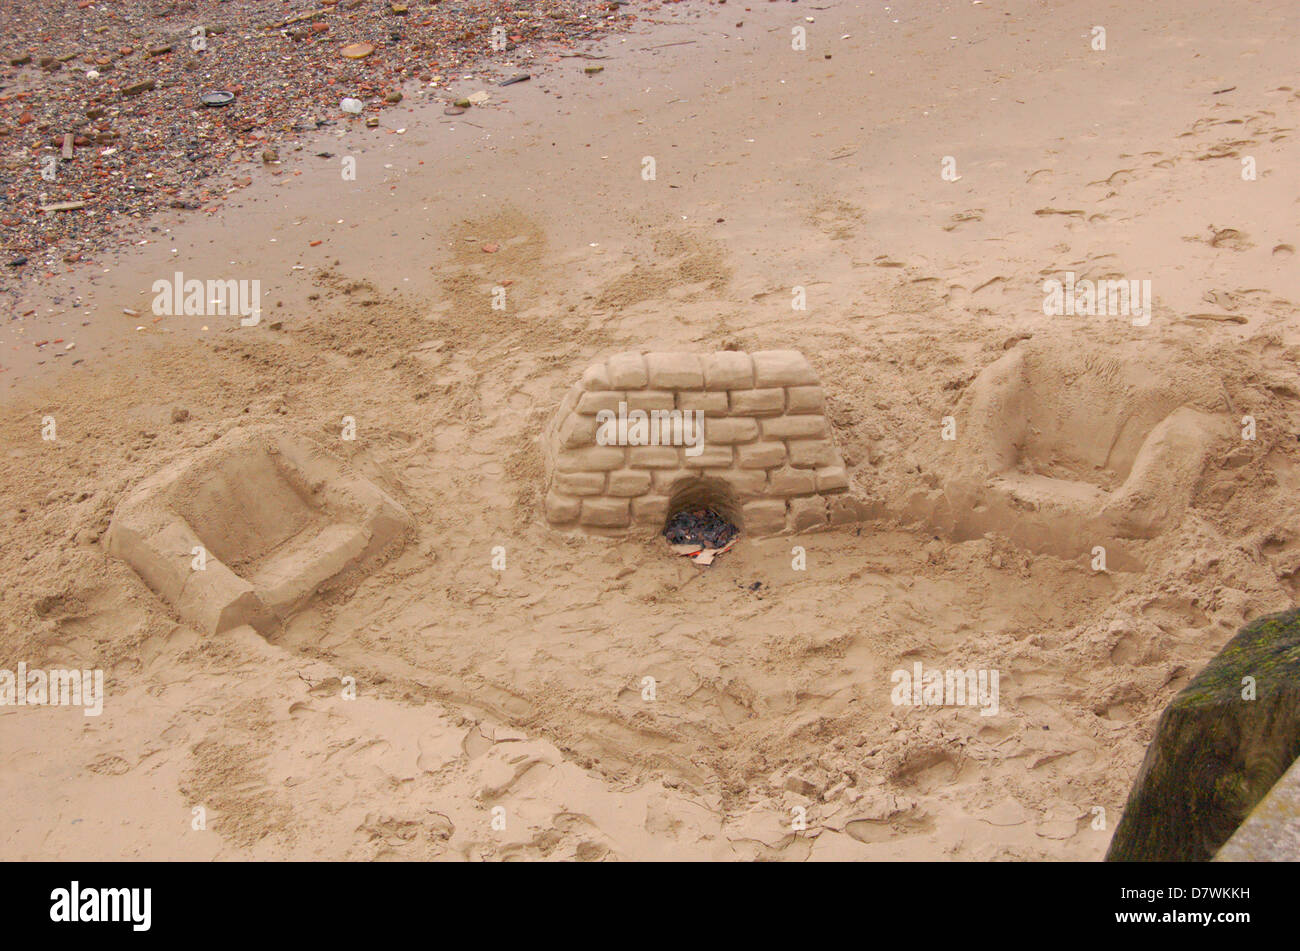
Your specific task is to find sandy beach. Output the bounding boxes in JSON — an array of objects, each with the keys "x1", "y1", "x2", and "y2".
[{"x1": 1, "y1": 0, "x2": 1298, "y2": 861}]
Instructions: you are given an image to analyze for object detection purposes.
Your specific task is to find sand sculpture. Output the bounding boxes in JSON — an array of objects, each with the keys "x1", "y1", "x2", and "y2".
[
  {"x1": 106, "y1": 427, "x2": 412, "y2": 634},
  {"x1": 542, "y1": 350, "x2": 860, "y2": 536},
  {"x1": 911, "y1": 341, "x2": 1233, "y2": 566}
]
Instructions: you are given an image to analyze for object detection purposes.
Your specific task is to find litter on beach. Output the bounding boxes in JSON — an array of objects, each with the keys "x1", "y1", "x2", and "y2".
[{"x1": 664, "y1": 508, "x2": 739, "y2": 565}]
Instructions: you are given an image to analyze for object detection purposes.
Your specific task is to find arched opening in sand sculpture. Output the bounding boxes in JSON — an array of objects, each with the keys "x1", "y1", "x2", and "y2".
[{"x1": 664, "y1": 475, "x2": 743, "y2": 532}]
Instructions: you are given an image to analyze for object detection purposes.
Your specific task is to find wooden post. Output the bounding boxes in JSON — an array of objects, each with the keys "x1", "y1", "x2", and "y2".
[{"x1": 1106, "y1": 608, "x2": 1300, "y2": 861}]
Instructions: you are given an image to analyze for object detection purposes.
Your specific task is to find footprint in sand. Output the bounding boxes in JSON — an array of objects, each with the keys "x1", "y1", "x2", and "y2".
[
  {"x1": 889, "y1": 746, "x2": 963, "y2": 793},
  {"x1": 87, "y1": 754, "x2": 133, "y2": 776},
  {"x1": 1195, "y1": 139, "x2": 1255, "y2": 160},
  {"x1": 459, "y1": 724, "x2": 493, "y2": 760},
  {"x1": 1034, "y1": 207, "x2": 1086, "y2": 219},
  {"x1": 971, "y1": 275, "x2": 1008, "y2": 296},
  {"x1": 1207, "y1": 226, "x2": 1253, "y2": 251},
  {"x1": 943, "y1": 209, "x2": 985, "y2": 232},
  {"x1": 1087, "y1": 169, "x2": 1136, "y2": 188},
  {"x1": 872, "y1": 255, "x2": 906, "y2": 268}
]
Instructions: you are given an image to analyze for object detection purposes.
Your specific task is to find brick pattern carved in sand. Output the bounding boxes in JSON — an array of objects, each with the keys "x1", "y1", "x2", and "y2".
[{"x1": 543, "y1": 350, "x2": 859, "y2": 536}]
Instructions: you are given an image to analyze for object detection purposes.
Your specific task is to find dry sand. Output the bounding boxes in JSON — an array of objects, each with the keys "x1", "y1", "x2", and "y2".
[{"x1": 2, "y1": 0, "x2": 1299, "y2": 860}]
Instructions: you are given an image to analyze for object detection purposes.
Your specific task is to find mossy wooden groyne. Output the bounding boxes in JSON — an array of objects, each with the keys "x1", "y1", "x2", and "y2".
[{"x1": 1106, "y1": 607, "x2": 1300, "y2": 862}]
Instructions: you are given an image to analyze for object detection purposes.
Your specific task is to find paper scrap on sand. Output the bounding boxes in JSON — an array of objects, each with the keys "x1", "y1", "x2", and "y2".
[{"x1": 670, "y1": 539, "x2": 736, "y2": 566}]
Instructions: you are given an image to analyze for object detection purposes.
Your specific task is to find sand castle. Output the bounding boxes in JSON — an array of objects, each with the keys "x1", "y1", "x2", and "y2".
[{"x1": 541, "y1": 349, "x2": 862, "y2": 536}]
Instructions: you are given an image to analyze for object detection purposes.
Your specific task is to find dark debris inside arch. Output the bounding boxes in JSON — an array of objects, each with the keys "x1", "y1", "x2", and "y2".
[{"x1": 664, "y1": 508, "x2": 739, "y2": 565}]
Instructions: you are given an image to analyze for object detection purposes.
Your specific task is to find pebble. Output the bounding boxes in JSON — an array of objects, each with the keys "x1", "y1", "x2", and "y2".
[{"x1": 340, "y1": 42, "x2": 375, "y2": 59}]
